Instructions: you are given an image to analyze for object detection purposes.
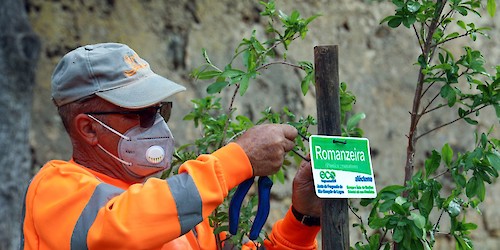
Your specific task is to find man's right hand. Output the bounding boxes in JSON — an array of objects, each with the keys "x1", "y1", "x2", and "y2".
[{"x1": 235, "y1": 124, "x2": 298, "y2": 176}]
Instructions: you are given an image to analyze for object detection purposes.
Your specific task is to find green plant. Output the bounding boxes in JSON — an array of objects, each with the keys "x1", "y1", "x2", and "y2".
[
  {"x1": 351, "y1": 1, "x2": 500, "y2": 250},
  {"x1": 167, "y1": 0, "x2": 499, "y2": 249},
  {"x1": 170, "y1": 1, "x2": 359, "y2": 248}
]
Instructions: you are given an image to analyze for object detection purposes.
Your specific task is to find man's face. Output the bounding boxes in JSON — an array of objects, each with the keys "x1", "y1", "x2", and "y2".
[{"x1": 79, "y1": 99, "x2": 173, "y2": 183}]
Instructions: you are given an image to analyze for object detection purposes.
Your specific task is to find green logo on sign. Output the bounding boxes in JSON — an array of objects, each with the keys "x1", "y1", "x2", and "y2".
[{"x1": 319, "y1": 170, "x2": 336, "y2": 181}]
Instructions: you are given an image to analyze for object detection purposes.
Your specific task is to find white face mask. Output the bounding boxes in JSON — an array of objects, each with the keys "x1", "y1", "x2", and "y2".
[{"x1": 88, "y1": 114, "x2": 175, "y2": 178}]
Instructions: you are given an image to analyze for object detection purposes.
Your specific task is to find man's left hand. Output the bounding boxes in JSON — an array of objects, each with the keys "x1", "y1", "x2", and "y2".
[{"x1": 292, "y1": 157, "x2": 321, "y2": 217}]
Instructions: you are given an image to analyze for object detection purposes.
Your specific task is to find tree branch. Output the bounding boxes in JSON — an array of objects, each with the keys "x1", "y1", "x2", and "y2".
[
  {"x1": 256, "y1": 61, "x2": 305, "y2": 72},
  {"x1": 416, "y1": 105, "x2": 488, "y2": 140}
]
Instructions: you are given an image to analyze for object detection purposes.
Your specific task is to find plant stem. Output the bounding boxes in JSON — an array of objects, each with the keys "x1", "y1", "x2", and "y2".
[
  {"x1": 255, "y1": 61, "x2": 305, "y2": 72},
  {"x1": 416, "y1": 105, "x2": 488, "y2": 140},
  {"x1": 218, "y1": 84, "x2": 240, "y2": 149},
  {"x1": 404, "y1": 0, "x2": 447, "y2": 191}
]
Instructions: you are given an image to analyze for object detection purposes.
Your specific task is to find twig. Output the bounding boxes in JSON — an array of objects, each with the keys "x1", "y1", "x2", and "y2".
[
  {"x1": 348, "y1": 204, "x2": 370, "y2": 243},
  {"x1": 291, "y1": 148, "x2": 310, "y2": 162},
  {"x1": 218, "y1": 84, "x2": 240, "y2": 149},
  {"x1": 255, "y1": 61, "x2": 305, "y2": 72},
  {"x1": 416, "y1": 105, "x2": 488, "y2": 140},
  {"x1": 430, "y1": 169, "x2": 450, "y2": 179}
]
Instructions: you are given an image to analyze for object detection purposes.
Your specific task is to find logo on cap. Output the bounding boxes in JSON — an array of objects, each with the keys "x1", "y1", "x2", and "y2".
[{"x1": 124, "y1": 53, "x2": 148, "y2": 77}]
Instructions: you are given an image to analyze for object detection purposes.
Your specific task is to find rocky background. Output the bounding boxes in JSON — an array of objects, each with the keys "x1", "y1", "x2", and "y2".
[{"x1": 26, "y1": 0, "x2": 499, "y2": 248}]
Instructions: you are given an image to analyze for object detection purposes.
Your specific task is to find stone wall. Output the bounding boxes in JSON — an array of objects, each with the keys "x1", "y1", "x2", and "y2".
[{"x1": 27, "y1": 0, "x2": 499, "y2": 248}]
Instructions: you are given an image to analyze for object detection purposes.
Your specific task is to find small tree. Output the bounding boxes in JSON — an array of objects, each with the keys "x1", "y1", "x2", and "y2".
[
  {"x1": 352, "y1": 1, "x2": 499, "y2": 249},
  {"x1": 167, "y1": 0, "x2": 499, "y2": 249}
]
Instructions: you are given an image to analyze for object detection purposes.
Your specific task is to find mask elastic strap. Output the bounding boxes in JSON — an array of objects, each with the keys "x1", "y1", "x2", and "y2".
[
  {"x1": 96, "y1": 143, "x2": 132, "y2": 166},
  {"x1": 87, "y1": 114, "x2": 131, "y2": 140}
]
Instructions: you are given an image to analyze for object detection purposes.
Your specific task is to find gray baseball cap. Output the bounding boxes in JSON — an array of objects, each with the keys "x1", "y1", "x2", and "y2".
[{"x1": 51, "y1": 43, "x2": 186, "y2": 108}]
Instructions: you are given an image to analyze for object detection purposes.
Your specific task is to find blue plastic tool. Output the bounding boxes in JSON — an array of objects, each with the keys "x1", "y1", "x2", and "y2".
[{"x1": 228, "y1": 176, "x2": 273, "y2": 240}]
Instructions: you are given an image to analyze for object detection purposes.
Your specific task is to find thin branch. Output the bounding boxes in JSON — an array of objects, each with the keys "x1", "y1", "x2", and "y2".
[
  {"x1": 265, "y1": 33, "x2": 301, "y2": 56},
  {"x1": 218, "y1": 84, "x2": 240, "y2": 149},
  {"x1": 291, "y1": 148, "x2": 310, "y2": 162},
  {"x1": 420, "y1": 92, "x2": 442, "y2": 115},
  {"x1": 433, "y1": 209, "x2": 445, "y2": 233},
  {"x1": 348, "y1": 205, "x2": 370, "y2": 243},
  {"x1": 416, "y1": 105, "x2": 489, "y2": 140},
  {"x1": 430, "y1": 169, "x2": 450, "y2": 180},
  {"x1": 413, "y1": 24, "x2": 424, "y2": 54},
  {"x1": 420, "y1": 72, "x2": 446, "y2": 99},
  {"x1": 431, "y1": 31, "x2": 475, "y2": 49},
  {"x1": 255, "y1": 61, "x2": 305, "y2": 72},
  {"x1": 422, "y1": 102, "x2": 447, "y2": 115}
]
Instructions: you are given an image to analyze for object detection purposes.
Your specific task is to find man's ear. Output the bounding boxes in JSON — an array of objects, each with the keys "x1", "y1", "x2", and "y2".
[{"x1": 74, "y1": 114, "x2": 98, "y2": 146}]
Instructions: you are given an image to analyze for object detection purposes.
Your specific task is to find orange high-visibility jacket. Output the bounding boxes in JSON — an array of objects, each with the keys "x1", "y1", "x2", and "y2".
[{"x1": 21, "y1": 143, "x2": 319, "y2": 249}]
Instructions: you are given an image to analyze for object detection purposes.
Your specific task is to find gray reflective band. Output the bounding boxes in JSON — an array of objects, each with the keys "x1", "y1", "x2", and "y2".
[
  {"x1": 70, "y1": 183, "x2": 124, "y2": 250},
  {"x1": 166, "y1": 173, "x2": 203, "y2": 235}
]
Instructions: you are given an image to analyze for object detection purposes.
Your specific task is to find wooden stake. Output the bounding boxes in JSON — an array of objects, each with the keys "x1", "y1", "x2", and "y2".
[{"x1": 314, "y1": 45, "x2": 349, "y2": 250}]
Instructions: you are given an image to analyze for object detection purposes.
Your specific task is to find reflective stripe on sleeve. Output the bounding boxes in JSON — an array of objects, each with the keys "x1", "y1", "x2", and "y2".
[
  {"x1": 70, "y1": 183, "x2": 124, "y2": 250},
  {"x1": 166, "y1": 173, "x2": 203, "y2": 235}
]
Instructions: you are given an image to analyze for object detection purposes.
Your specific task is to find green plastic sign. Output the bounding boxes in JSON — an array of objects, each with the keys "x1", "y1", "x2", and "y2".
[{"x1": 309, "y1": 135, "x2": 377, "y2": 198}]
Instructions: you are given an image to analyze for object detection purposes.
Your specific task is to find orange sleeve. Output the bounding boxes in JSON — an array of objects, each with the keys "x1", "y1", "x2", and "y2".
[
  {"x1": 23, "y1": 143, "x2": 253, "y2": 250},
  {"x1": 264, "y1": 207, "x2": 320, "y2": 250},
  {"x1": 87, "y1": 142, "x2": 253, "y2": 249}
]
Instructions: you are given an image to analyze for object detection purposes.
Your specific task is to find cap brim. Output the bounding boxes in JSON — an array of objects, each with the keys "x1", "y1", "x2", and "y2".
[{"x1": 96, "y1": 74, "x2": 186, "y2": 109}]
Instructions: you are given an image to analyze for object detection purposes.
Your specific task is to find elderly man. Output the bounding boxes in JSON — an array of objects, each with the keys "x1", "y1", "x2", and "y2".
[{"x1": 21, "y1": 43, "x2": 321, "y2": 249}]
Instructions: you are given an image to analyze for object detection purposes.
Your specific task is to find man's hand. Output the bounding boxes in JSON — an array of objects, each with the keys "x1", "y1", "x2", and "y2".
[
  {"x1": 235, "y1": 124, "x2": 297, "y2": 176},
  {"x1": 292, "y1": 157, "x2": 321, "y2": 217}
]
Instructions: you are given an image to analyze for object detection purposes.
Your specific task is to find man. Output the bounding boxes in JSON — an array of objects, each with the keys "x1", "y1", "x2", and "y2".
[{"x1": 21, "y1": 43, "x2": 321, "y2": 249}]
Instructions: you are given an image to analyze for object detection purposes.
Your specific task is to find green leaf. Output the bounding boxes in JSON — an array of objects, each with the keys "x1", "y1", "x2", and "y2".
[
  {"x1": 393, "y1": 226, "x2": 404, "y2": 243},
  {"x1": 440, "y1": 84, "x2": 457, "y2": 107},
  {"x1": 347, "y1": 112, "x2": 366, "y2": 131},
  {"x1": 411, "y1": 212, "x2": 426, "y2": 229},
  {"x1": 206, "y1": 81, "x2": 229, "y2": 94},
  {"x1": 477, "y1": 178, "x2": 486, "y2": 201},
  {"x1": 445, "y1": 32, "x2": 460, "y2": 40},
  {"x1": 442, "y1": 144, "x2": 453, "y2": 167},
  {"x1": 369, "y1": 216, "x2": 389, "y2": 229},
  {"x1": 462, "y1": 222, "x2": 478, "y2": 231},
  {"x1": 457, "y1": 20, "x2": 466, "y2": 29},
  {"x1": 392, "y1": 203, "x2": 407, "y2": 215},
  {"x1": 464, "y1": 117, "x2": 479, "y2": 125},
  {"x1": 197, "y1": 70, "x2": 222, "y2": 80},
  {"x1": 487, "y1": 0, "x2": 497, "y2": 17},
  {"x1": 369, "y1": 234, "x2": 381, "y2": 249},
  {"x1": 220, "y1": 69, "x2": 245, "y2": 78},
  {"x1": 425, "y1": 150, "x2": 441, "y2": 178},
  {"x1": 388, "y1": 16, "x2": 403, "y2": 28},
  {"x1": 419, "y1": 190, "x2": 433, "y2": 217},
  {"x1": 213, "y1": 224, "x2": 228, "y2": 235},
  {"x1": 406, "y1": 1, "x2": 421, "y2": 13},
  {"x1": 486, "y1": 152, "x2": 500, "y2": 170},
  {"x1": 465, "y1": 176, "x2": 477, "y2": 198},
  {"x1": 238, "y1": 73, "x2": 251, "y2": 96},
  {"x1": 274, "y1": 169, "x2": 285, "y2": 184}
]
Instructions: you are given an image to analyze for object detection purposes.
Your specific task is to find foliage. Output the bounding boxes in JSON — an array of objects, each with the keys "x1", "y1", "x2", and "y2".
[
  {"x1": 351, "y1": 1, "x2": 499, "y2": 250},
  {"x1": 166, "y1": 0, "x2": 499, "y2": 249},
  {"x1": 170, "y1": 1, "x2": 360, "y2": 248}
]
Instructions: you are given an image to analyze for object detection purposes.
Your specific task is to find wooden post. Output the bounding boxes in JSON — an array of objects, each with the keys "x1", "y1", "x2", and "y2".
[{"x1": 314, "y1": 45, "x2": 349, "y2": 249}]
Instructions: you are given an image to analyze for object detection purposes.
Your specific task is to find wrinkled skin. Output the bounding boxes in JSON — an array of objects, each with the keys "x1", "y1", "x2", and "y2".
[
  {"x1": 292, "y1": 157, "x2": 321, "y2": 217},
  {"x1": 235, "y1": 124, "x2": 297, "y2": 176}
]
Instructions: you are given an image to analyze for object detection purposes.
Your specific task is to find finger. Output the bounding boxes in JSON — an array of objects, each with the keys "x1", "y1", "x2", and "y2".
[
  {"x1": 298, "y1": 161, "x2": 313, "y2": 179},
  {"x1": 281, "y1": 124, "x2": 298, "y2": 141},
  {"x1": 282, "y1": 138, "x2": 296, "y2": 152}
]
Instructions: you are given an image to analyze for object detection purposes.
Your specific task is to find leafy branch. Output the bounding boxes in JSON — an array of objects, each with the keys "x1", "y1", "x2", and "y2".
[{"x1": 352, "y1": 1, "x2": 499, "y2": 250}]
